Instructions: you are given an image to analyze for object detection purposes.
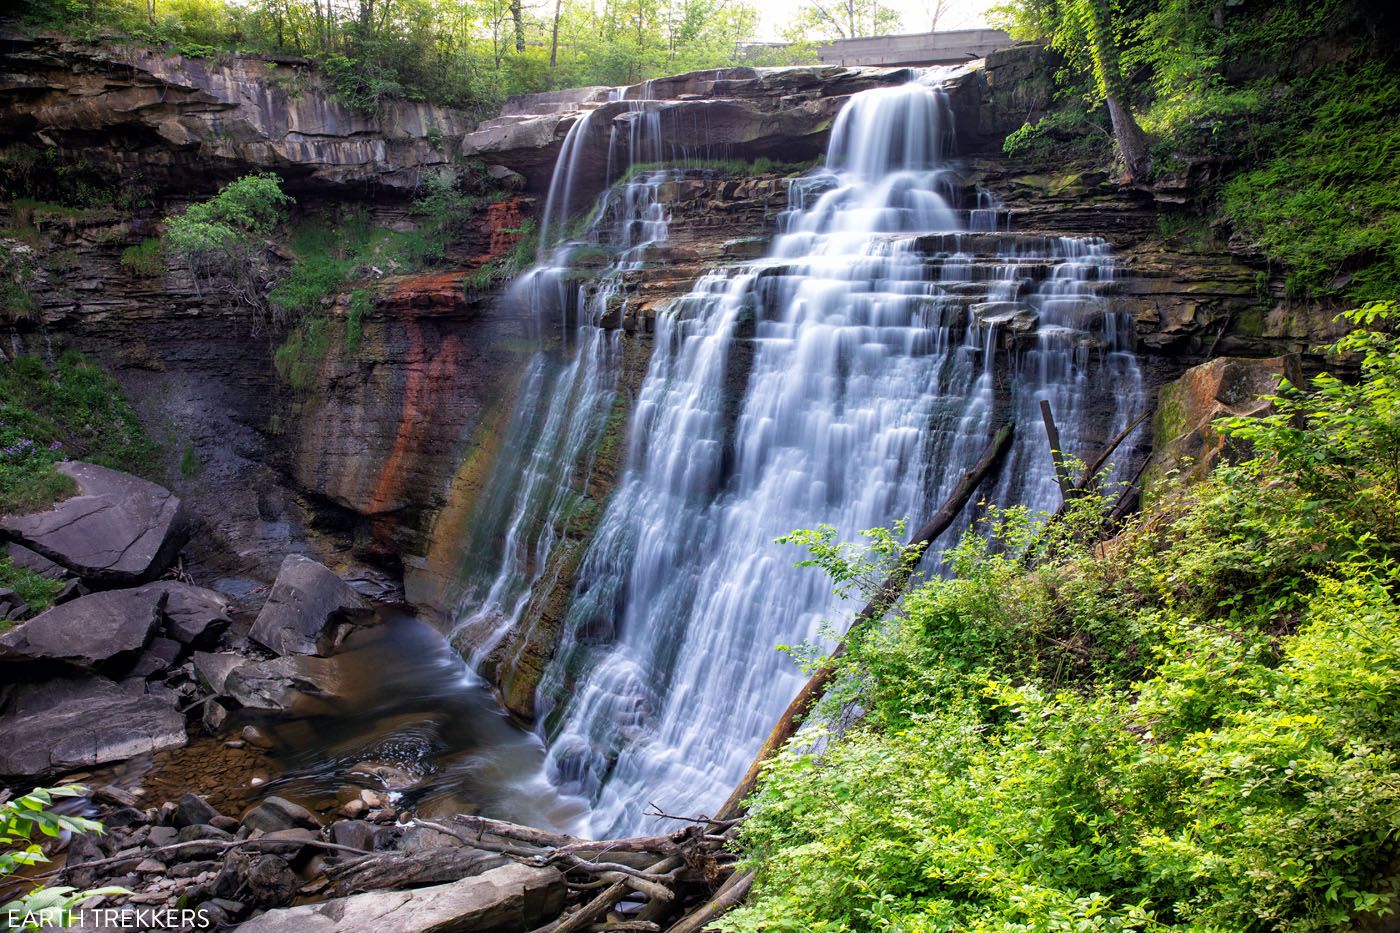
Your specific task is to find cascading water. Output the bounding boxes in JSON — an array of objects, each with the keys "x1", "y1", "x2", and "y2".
[
  {"x1": 530, "y1": 79, "x2": 1146, "y2": 837},
  {"x1": 446, "y1": 164, "x2": 680, "y2": 686}
]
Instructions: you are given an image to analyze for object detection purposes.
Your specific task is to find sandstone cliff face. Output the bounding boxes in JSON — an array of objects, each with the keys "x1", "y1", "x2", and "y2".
[
  {"x1": 0, "y1": 32, "x2": 473, "y2": 192},
  {"x1": 461, "y1": 65, "x2": 963, "y2": 201}
]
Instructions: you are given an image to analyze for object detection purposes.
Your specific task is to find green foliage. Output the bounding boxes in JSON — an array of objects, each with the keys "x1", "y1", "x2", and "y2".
[
  {"x1": 1, "y1": 242, "x2": 41, "y2": 322},
  {"x1": 119, "y1": 237, "x2": 165, "y2": 277},
  {"x1": 780, "y1": 0, "x2": 898, "y2": 42},
  {"x1": 1001, "y1": 105, "x2": 1112, "y2": 162},
  {"x1": 346, "y1": 288, "x2": 372, "y2": 351},
  {"x1": 726, "y1": 304, "x2": 1400, "y2": 931},
  {"x1": 1219, "y1": 62, "x2": 1400, "y2": 301},
  {"x1": 270, "y1": 173, "x2": 484, "y2": 318},
  {"x1": 179, "y1": 439, "x2": 201, "y2": 477},
  {"x1": 989, "y1": 0, "x2": 1395, "y2": 300},
  {"x1": 164, "y1": 173, "x2": 293, "y2": 328},
  {"x1": 273, "y1": 313, "x2": 330, "y2": 392},
  {"x1": 466, "y1": 216, "x2": 538, "y2": 292},
  {"x1": 1221, "y1": 301, "x2": 1400, "y2": 539},
  {"x1": 0, "y1": 557, "x2": 63, "y2": 619},
  {"x1": 1, "y1": 786, "x2": 127, "y2": 931},
  {"x1": 0, "y1": 351, "x2": 159, "y2": 514},
  {"x1": 19, "y1": 0, "x2": 769, "y2": 112}
]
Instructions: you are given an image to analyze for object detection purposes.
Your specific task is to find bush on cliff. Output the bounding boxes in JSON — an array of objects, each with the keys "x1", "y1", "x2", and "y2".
[
  {"x1": 164, "y1": 172, "x2": 293, "y2": 331},
  {"x1": 725, "y1": 303, "x2": 1400, "y2": 931}
]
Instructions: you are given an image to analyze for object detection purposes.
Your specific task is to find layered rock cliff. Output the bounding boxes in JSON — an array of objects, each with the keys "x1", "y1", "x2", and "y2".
[
  {"x1": 1, "y1": 33, "x2": 1348, "y2": 676},
  {"x1": 0, "y1": 31, "x2": 472, "y2": 192}
]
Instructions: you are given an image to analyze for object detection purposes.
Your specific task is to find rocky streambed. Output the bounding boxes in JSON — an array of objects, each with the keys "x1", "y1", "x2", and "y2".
[{"x1": 0, "y1": 461, "x2": 592, "y2": 930}]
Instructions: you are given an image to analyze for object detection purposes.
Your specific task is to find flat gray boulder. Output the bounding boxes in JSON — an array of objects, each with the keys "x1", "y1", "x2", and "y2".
[
  {"x1": 0, "y1": 587, "x2": 164, "y2": 672},
  {"x1": 145, "y1": 581, "x2": 233, "y2": 646},
  {"x1": 0, "y1": 677, "x2": 187, "y2": 776},
  {"x1": 233, "y1": 862, "x2": 565, "y2": 933},
  {"x1": 221, "y1": 654, "x2": 344, "y2": 715},
  {"x1": 248, "y1": 555, "x2": 369, "y2": 657},
  {"x1": 0, "y1": 462, "x2": 187, "y2": 587}
]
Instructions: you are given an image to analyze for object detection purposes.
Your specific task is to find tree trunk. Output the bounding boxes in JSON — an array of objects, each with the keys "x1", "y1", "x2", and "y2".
[
  {"x1": 1105, "y1": 93, "x2": 1152, "y2": 181},
  {"x1": 549, "y1": 0, "x2": 563, "y2": 68},
  {"x1": 512, "y1": 0, "x2": 526, "y2": 52},
  {"x1": 1077, "y1": 0, "x2": 1151, "y2": 181}
]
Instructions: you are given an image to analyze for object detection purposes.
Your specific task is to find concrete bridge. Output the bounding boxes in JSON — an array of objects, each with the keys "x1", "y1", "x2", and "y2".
[{"x1": 815, "y1": 28, "x2": 1012, "y2": 67}]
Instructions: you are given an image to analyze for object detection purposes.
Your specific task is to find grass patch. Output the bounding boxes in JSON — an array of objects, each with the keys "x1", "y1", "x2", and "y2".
[
  {"x1": 0, "y1": 557, "x2": 63, "y2": 617},
  {"x1": 346, "y1": 288, "x2": 372, "y2": 352},
  {"x1": 179, "y1": 440, "x2": 201, "y2": 477},
  {"x1": 465, "y1": 218, "x2": 539, "y2": 294},
  {"x1": 271, "y1": 172, "x2": 496, "y2": 319},
  {"x1": 0, "y1": 352, "x2": 159, "y2": 514},
  {"x1": 273, "y1": 314, "x2": 331, "y2": 393},
  {"x1": 119, "y1": 237, "x2": 165, "y2": 277}
]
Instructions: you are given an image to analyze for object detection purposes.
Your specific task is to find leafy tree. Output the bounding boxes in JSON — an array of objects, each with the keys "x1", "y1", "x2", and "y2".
[
  {"x1": 783, "y1": 0, "x2": 899, "y2": 41},
  {"x1": 1070, "y1": 0, "x2": 1150, "y2": 180}
]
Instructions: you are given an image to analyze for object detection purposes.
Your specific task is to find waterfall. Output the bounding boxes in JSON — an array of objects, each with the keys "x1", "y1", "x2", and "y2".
[
  {"x1": 447, "y1": 169, "x2": 679, "y2": 675},
  {"x1": 529, "y1": 81, "x2": 1147, "y2": 837}
]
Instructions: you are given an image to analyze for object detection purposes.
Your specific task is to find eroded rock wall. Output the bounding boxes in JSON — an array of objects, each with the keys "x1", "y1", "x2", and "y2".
[{"x1": 0, "y1": 31, "x2": 473, "y2": 192}]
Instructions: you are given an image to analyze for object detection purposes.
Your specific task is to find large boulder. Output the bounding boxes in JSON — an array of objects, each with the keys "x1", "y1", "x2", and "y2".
[
  {"x1": 0, "y1": 581, "x2": 233, "y2": 673},
  {"x1": 232, "y1": 862, "x2": 565, "y2": 933},
  {"x1": 145, "y1": 581, "x2": 233, "y2": 647},
  {"x1": 0, "y1": 677, "x2": 186, "y2": 776},
  {"x1": 0, "y1": 587, "x2": 164, "y2": 673},
  {"x1": 248, "y1": 555, "x2": 370, "y2": 657},
  {"x1": 0, "y1": 462, "x2": 187, "y2": 587},
  {"x1": 1142, "y1": 355, "x2": 1305, "y2": 503},
  {"x1": 220, "y1": 654, "x2": 344, "y2": 715}
]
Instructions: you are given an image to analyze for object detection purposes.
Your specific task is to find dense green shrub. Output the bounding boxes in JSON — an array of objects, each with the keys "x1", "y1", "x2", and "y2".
[
  {"x1": 119, "y1": 237, "x2": 165, "y2": 277},
  {"x1": 164, "y1": 172, "x2": 293, "y2": 329},
  {"x1": 1220, "y1": 63, "x2": 1400, "y2": 302},
  {"x1": 726, "y1": 304, "x2": 1400, "y2": 931},
  {"x1": 1, "y1": 242, "x2": 42, "y2": 322}
]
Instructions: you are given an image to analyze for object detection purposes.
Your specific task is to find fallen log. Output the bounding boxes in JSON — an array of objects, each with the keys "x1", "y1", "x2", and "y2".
[
  {"x1": 665, "y1": 869, "x2": 756, "y2": 933},
  {"x1": 1040, "y1": 401, "x2": 1076, "y2": 504},
  {"x1": 715, "y1": 421, "x2": 1015, "y2": 823},
  {"x1": 1076, "y1": 409, "x2": 1150, "y2": 493},
  {"x1": 533, "y1": 855, "x2": 684, "y2": 933}
]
